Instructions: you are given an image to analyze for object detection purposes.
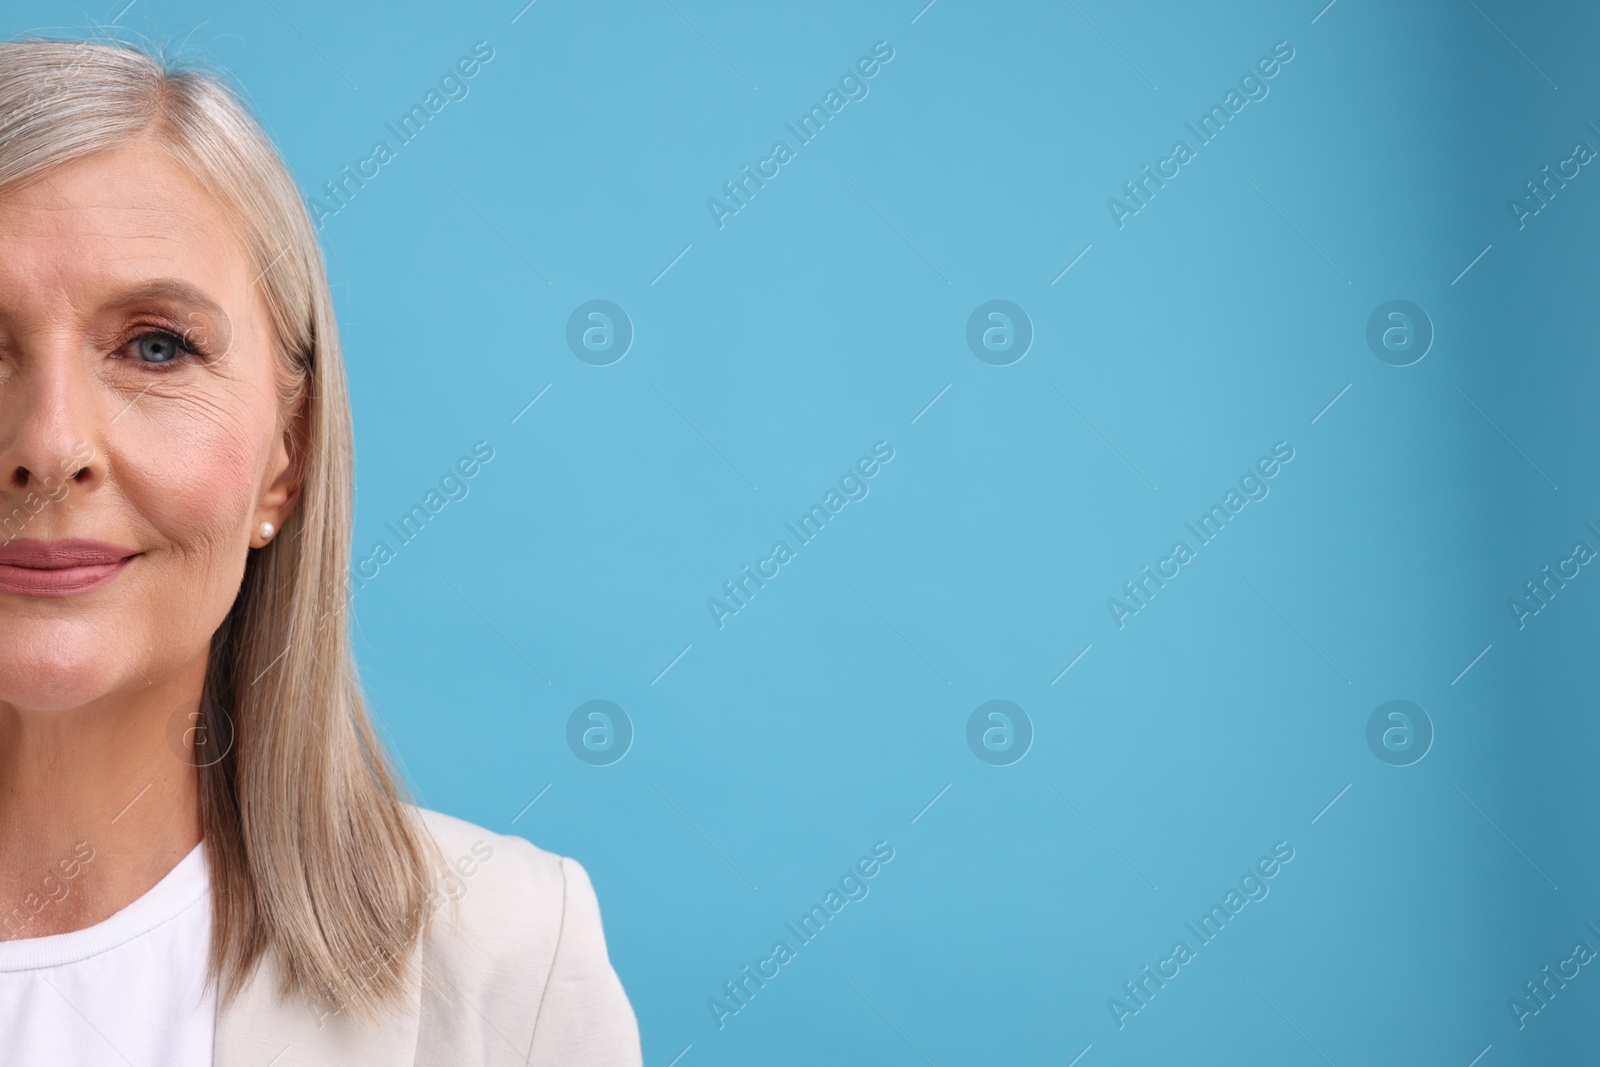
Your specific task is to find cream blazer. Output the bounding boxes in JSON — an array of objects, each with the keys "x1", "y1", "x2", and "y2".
[{"x1": 214, "y1": 807, "x2": 643, "y2": 1066}]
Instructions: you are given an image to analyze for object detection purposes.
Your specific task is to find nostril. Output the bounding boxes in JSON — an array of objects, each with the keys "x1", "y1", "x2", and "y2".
[{"x1": 7, "y1": 456, "x2": 95, "y2": 490}]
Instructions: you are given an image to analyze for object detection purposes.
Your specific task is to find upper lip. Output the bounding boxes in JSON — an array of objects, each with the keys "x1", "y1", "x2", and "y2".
[{"x1": 0, "y1": 539, "x2": 139, "y2": 568}]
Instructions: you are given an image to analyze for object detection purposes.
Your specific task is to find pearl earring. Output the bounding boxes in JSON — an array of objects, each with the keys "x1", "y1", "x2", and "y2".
[{"x1": 259, "y1": 521, "x2": 275, "y2": 542}]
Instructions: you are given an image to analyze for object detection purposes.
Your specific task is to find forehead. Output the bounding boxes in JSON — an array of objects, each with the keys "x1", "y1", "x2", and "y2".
[{"x1": 0, "y1": 136, "x2": 257, "y2": 317}]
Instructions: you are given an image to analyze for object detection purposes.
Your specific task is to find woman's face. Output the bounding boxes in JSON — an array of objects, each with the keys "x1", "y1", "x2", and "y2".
[{"x1": 0, "y1": 137, "x2": 299, "y2": 715}]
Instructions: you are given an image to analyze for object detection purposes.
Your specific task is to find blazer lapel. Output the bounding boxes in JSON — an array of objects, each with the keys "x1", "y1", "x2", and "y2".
[{"x1": 213, "y1": 945, "x2": 422, "y2": 1066}]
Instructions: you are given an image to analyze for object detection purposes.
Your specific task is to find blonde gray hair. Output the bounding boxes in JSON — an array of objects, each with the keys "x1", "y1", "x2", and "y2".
[{"x1": 0, "y1": 35, "x2": 440, "y2": 1019}]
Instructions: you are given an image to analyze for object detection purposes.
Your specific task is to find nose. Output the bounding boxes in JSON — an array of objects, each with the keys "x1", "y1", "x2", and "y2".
[{"x1": 0, "y1": 346, "x2": 104, "y2": 498}]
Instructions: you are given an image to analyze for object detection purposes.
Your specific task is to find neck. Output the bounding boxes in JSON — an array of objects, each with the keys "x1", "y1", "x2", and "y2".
[{"x1": 0, "y1": 655, "x2": 208, "y2": 940}]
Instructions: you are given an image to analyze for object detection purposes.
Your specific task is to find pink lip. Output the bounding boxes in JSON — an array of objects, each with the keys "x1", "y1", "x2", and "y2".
[{"x1": 0, "y1": 539, "x2": 140, "y2": 598}]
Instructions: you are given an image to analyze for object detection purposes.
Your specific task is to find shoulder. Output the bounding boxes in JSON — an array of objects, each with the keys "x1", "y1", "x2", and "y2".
[
  {"x1": 407, "y1": 805, "x2": 594, "y2": 971},
  {"x1": 412, "y1": 805, "x2": 565, "y2": 915},
  {"x1": 406, "y1": 806, "x2": 642, "y2": 1067}
]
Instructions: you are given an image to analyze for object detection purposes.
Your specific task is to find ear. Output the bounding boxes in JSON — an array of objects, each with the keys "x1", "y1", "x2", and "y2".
[{"x1": 256, "y1": 398, "x2": 308, "y2": 536}]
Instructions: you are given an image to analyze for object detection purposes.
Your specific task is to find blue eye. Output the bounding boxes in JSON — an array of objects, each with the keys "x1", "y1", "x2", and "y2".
[
  {"x1": 114, "y1": 321, "x2": 212, "y2": 373},
  {"x1": 118, "y1": 328, "x2": 204, "y2": 372},
  {"x1": 136, "y1": 331, "x2": 183, "y2": 364}
]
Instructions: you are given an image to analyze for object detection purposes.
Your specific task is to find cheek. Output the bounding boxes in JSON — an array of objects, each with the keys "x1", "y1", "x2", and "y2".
[
  {"x1": 115, "y1": 393, "x2": 270, "y2": 545},
  {"x1": 0, "y1": 378, "x2": 279, "y2": 708}
]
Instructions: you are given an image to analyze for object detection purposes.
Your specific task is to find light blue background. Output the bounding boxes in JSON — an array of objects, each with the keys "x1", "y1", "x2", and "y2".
[{"x1": 11, "y1": 0, "x2": 1600, "y2": 1062}]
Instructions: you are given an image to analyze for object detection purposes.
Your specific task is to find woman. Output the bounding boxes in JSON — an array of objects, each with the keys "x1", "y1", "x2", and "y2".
[{"x1": 0, "y1": 37, "x2": 642, "y2": 1066}]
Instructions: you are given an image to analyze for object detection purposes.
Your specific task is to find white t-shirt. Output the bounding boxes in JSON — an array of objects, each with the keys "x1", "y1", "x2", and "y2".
[{"x1": 0, "y1": 840, "x2": 215, "y2": 1066}]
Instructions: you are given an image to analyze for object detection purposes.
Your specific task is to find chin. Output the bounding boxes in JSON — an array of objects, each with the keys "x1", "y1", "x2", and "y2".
[{"x1": 0, "y1": 622, "x2": 133, "y2": 714}]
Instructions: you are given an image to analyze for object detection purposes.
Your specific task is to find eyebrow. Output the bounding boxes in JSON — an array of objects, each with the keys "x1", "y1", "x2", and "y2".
[
  {"x1": 98, "y1": 278, "x2": 234, "y2": 348},
  {"x1": 100, "y1": 279, "x2": 227, "y2": 319}
]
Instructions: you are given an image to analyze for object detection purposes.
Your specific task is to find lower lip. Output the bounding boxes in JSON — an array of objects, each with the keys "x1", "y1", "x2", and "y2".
[{"x1": 0, "y1": 556, "x2": 138, "y2": 597}]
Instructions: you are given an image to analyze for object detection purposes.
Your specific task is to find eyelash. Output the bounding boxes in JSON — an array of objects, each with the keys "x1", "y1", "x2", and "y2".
[{"x1": 115, "y1": 321, "x2": 213, "y2": 373}]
